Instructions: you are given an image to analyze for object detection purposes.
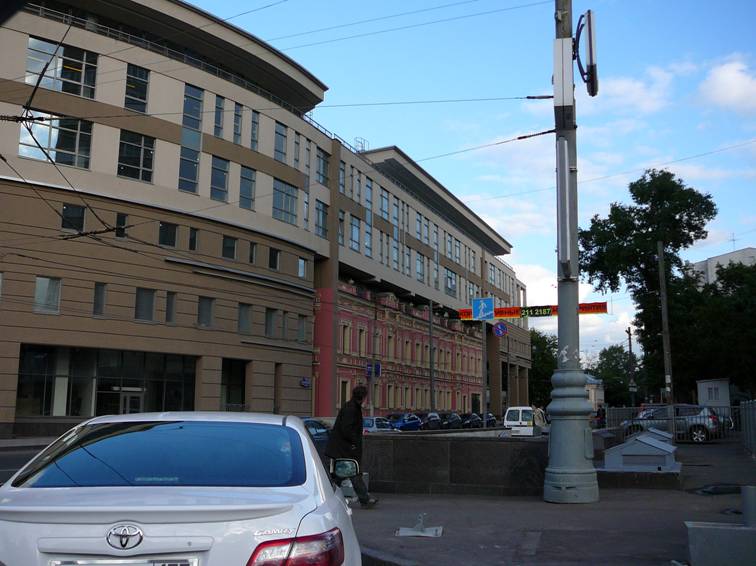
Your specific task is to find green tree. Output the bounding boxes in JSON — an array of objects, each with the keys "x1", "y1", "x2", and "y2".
[
  {"x1": 529, "y1": 328, "x2": 557, "y2": 408},
  {"x1": 579, "y1": 169, "x2": 717, "y2": 400},
  {"x1": 585, "y1": 344, "x2": 639, "y2": 406}
]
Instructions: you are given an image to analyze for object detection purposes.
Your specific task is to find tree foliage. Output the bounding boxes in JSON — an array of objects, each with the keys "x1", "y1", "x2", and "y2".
[
  {"x1": 529, "y1": 328, "x2": 557, "y2": 408},
  {"x1": 585, "y1": 344, "x2": 640, "y2": 406},
  {"x1": 579, "y1": 169, "x2": 719, "y2": 400}
]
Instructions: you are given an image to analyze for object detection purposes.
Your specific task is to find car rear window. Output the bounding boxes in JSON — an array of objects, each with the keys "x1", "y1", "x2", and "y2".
[
  {"x1": 521, "y1": 410, "x2": 533, "y2": 422},
  {"x1": 13, "y1": 421, "x2": 306, "y2": 488},
  {"x1": 376, "y1": 420, "x2": 391, "y2": 429},
  {"x1": 363, "y1": 418, "x2": 374, "y2": 427},
  {"x1": 506, "y1": 410, "x2": 520, "y2": 421}
]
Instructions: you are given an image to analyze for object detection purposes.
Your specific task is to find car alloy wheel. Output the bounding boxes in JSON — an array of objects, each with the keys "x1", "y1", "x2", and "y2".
[{"x1": 690, "y1": 427, "x2": 708, "y2": 443}]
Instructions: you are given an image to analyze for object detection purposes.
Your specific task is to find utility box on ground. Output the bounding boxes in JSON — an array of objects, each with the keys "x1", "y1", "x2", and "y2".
[{"x1": 603, "y1": 434, "x2": 680, "y2": 472}]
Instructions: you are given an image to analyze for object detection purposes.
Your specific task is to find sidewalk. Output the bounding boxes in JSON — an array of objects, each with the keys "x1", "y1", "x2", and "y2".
[{"x1": 354, "y1": 438, "x2": 755, "y2": 566}]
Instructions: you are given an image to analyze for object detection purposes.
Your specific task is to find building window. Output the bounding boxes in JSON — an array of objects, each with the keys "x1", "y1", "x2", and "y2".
[
  {"x1": 249, "y1": 242, "x2": 257, "y2": 263},
  {"x1": 380, "y1": 188, "x2": 389, "y2": 220},
  {"x1": 365, "y1": 228, "x2": 372, "y2": 257},
  {"x1": 250, "y1": 110, "x2": 259, "y2": 151},
  {"x1": 265, "y1": 307, "x2": 278, "y2": 338},
  {"x1": 19, "y1": 111, "x2": 92, "y2": 168},
  {"x1": 303, "y1": 191, "x2": 309, "y2": 230},
  {"x1": 240, "y1": 166, "x2": 256, "y2": 210},
  {"x1": 233, "y1": 102, "x2": 242, "y2": 144},
  {"x1": 315, "y1": 200, "x2": 328, "y2": 238},
  {"x1": 454, "y1": 239, "x2": 461, "y2": 264},
  {"x1": 238, "y1": 303, "x2": 252, "y2": 334},
  {"x1": 391, "y1": 198, "x2": 399, "y2": 226},
  {"x1": 297, "y1": 315, "x2": 307, "y2": 342},
  {"x1": 268, "y1": 248, "x2": 280, "y2": 270},
  {"x1": 416, "y1": 213, "x2": 422, "y2": 239},
  {"x1": 135, "y1": 287, "x2": 155, "y2": 321},
  {"x1": 365, "y1": 177, "x2": 373, "y2": 211},
  {"x1": 298, "y1": 257, "x2": 307, "y2": 278},
  {"x1": 26, "y1": 36, "x2": 97, "y2": 99},
  {"x1": 158, "y1": 222, "x2": 177, "y2": 247},
  {"x1": 93, "y1": 282, "x2": 106, "y2": 316},
  {"x1": 338, "y1": 161, "x2": 346, "y2": 193},
  {"x1": 189, "y1": 227, "x2": 198, "y2": 251},
  {"x1": 117, "y1": 130, "x2": 154, "y2": 182},
  {"x1": 116, "y1": 213, "x2": 127, "y2": 238},
  {"x1": 304, "y1": 140, "x2": 311, "y2": 185},
  {"x1": 210, "y1": 156, "x2": 229, "y2": 202},
  {"x1": 338, "y1": 211, "x2": 345, "y2": 245},
  {"x1": 272, "y1": 179, "x2": 298, "y2": 225},
  {"x1": 274, "y1": 122, "x2": 287, "y2": 162},
  {"x1": 316, "y1": 148, "x2": 329, "y2": 185},
  {"x1": 214, "y1": 95, "x2": 224, "y2": 137},
  {"x1": 61, "y1": 203, "x2": 84, "y2": 232},
  {"x1": 392, "y1": 239, "x2": 399, "y2": 270},
  {"x1": 350, "y1": 216, "x2": 360, "y2": 252},
  {"x1": 166, "y1": 291, "x2": 176, "y2": 323},
  {"x1": 282, "y1": 311, "x2": 289, "y2": 340},
  {"x1": 124, "y1": 63, "x2": 149, "y2": 112},
  {"x1": 179, "y1": 84, "x2": 203, "y2": 193},
  {"x1": 197, "y1": 296, "x2": 214, "y2": 327},
  {"x1": 416, "y1": 253, "x2": 425, "y2": 282},
  {"x1": 445, "y1": 268, "x2": 458, "y2": 298},
  {"x1": 423, "y1": 218, "x2": 430, "y2": 244},
  {"x1": 34, "y1": 276, "x2": 60, "y2": 313},
  {"x1": 294, "y1": 133, "x2": 301, "y2": 169},
  {"x1": 222, "y1": 236, "x2": 237, "y2": 260}
]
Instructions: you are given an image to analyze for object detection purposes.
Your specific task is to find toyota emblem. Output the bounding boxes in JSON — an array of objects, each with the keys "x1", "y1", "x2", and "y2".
[{"x1": 106, "y1": 524, "x2": 144, "y2": 550}]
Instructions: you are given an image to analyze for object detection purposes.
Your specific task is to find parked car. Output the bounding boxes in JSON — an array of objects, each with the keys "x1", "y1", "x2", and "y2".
[
  {"x1": 303, "y1": 417, "x2": 331, "y2": 462},
  {"x1": 387, "y1": 412, "x2": 422, "y2": 431},
  {"x1": 502, "y1": 406, "x2": 537, "y2": 436},
  {"x1": 363, "y1": 416, "x2": 398, "y2": 433},
  {"x1": 440, "y1": 412, "x2": 463, "y2": 429},
  {"x1": 482, "y1": 412, "x2": 497, "y2": 427},
  {"x1": 461, "y1": 413, "x2": 482, "y2": 428},
  {"x1": 621, "y1": 404, "x2": 720, "y2": 443},
  {"x1": 0, "y1": 412, "x2": 362, "y2": 565},
  {"x1": 421, "y1": 412, "x2": 443, "y2": 430}
]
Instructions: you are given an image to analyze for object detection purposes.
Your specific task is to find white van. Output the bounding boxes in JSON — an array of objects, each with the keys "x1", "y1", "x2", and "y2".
[{"x1": 502, "y1": 406, "x2": 538, "y2": 436}]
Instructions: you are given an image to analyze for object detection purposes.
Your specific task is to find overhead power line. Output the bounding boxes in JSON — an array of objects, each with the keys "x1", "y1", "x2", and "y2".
[
  {"x1": 417, "y1": 128, "x2": 556, "y2": 162},
  {"x1": 280, "y1": 0, "x2": 552, "y2": 50},
  {"x1": 0, "y1": 94, "x2": 551, "y2": 124},
  {"x1": 266, "y1": 0, "x2": 486, "y2": 41}
]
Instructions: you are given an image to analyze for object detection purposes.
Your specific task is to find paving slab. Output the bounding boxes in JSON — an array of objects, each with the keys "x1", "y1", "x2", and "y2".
[{"x1": 354, "y1": 437, "x2": 755, "y2": 565}]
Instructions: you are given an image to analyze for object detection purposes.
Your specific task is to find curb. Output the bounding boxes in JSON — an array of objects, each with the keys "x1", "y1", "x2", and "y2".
[{"x1": 361, "y1": 546, "x2": 419, "y2": 566}]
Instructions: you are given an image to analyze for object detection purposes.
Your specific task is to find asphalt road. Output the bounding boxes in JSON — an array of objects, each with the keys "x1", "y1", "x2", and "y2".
[{"x1": 0, "y1": 449, "x2": 40, "y2": 484}]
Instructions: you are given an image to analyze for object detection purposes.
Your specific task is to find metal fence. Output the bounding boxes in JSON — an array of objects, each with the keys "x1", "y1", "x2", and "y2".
[
  {"x1": 606, "y1": 404, "x2": 743, "y2": 443},
  {"x1": 743, "y1": 400, "x2": 756, "y2": 456}
]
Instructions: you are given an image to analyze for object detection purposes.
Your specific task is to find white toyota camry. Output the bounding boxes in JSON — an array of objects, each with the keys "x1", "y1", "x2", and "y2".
[{"x1": 0, "y1": 412, "x2": 362, "y2": 566}]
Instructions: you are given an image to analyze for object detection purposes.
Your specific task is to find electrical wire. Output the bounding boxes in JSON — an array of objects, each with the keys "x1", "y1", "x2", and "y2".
[
  {"x1": 266, "y1": 0, "x2": 486, "y2": 41},
  {"x1": 416, "y1": 128, "x2": 555, "y2": 162},
  {"x1": 279, "y1": 0, "x2": 553, "y2": 51}
]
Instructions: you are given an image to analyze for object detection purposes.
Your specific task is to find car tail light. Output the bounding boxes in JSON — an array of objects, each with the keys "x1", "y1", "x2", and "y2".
[{"x1": 247, "y1": 527, "x2": 344, "y2": 566}]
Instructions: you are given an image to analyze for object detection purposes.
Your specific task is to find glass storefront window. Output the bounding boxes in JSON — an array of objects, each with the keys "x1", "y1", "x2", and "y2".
[{"x1": 15, "y1": 345, "x2": 196, "y2": 417}]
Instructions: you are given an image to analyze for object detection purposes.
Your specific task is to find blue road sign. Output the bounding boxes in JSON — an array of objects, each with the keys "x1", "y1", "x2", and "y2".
[
  {"x1": 471, "y1": 297, "x2": 495, "y2": 321},
  {"x1": 493, "y1": 321, "x2": 508, "y2": 337}
]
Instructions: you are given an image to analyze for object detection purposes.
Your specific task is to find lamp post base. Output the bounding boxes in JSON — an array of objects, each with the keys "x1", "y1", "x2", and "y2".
[{"x1": 544, "y1": 468, "x2": 599, "y2": 503}]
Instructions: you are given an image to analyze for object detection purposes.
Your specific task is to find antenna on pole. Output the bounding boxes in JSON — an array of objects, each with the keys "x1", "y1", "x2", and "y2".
[{"x1": 575, "y1": 10, "x2": 598, "y2": 97}]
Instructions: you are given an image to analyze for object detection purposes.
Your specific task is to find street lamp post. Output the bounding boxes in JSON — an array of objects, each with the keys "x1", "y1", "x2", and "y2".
[{"x1": 543, "y1": 0, "x2": 599, "y2": 503}]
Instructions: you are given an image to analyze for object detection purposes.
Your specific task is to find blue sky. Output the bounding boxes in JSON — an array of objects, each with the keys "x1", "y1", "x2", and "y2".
[{"x1": 193, "y1": 0, "x2": 756, "y2": 359}]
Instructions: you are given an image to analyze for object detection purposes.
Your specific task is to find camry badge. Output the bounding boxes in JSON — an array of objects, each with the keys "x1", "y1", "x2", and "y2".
[
  {"x1": 106, "y1": 524, "x2": 144, "y2": 550},
  {"x1": 254, "y1": 528, "x2": 294, "y2": 537}
]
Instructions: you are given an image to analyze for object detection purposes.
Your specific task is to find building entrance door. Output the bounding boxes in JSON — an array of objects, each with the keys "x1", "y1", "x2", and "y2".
[{"x1": 121, "y1": 392, "x2": 144, "y2": 414}]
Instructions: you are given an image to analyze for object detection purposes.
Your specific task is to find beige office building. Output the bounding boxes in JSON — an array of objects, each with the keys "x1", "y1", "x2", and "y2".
[{"x1": 0, "y1": 1, "x2": 530, "y2": 436}]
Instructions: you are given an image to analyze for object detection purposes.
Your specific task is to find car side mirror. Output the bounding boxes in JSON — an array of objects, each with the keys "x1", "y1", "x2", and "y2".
[{"x1": 333, "y1": 458, "x2": 359, "y2": 480}]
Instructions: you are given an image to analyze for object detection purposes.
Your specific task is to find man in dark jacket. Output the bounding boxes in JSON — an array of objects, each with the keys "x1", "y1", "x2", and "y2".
[{"x1": 325, "y1": 385, "x2": 378, "y2": 508}]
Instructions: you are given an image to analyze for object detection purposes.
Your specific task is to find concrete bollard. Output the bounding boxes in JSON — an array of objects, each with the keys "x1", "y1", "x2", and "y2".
[{"x1": 743, "y1": 485, "x2": 756, "y2": 527}]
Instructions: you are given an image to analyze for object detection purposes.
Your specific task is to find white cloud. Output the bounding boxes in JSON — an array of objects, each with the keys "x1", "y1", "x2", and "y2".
[
  {"x1": 579, "y1": 66, "x2": 673, "y2": 116},
  {"x1": 699, "y1": 59, "x2": 756, "y2": 114}
]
